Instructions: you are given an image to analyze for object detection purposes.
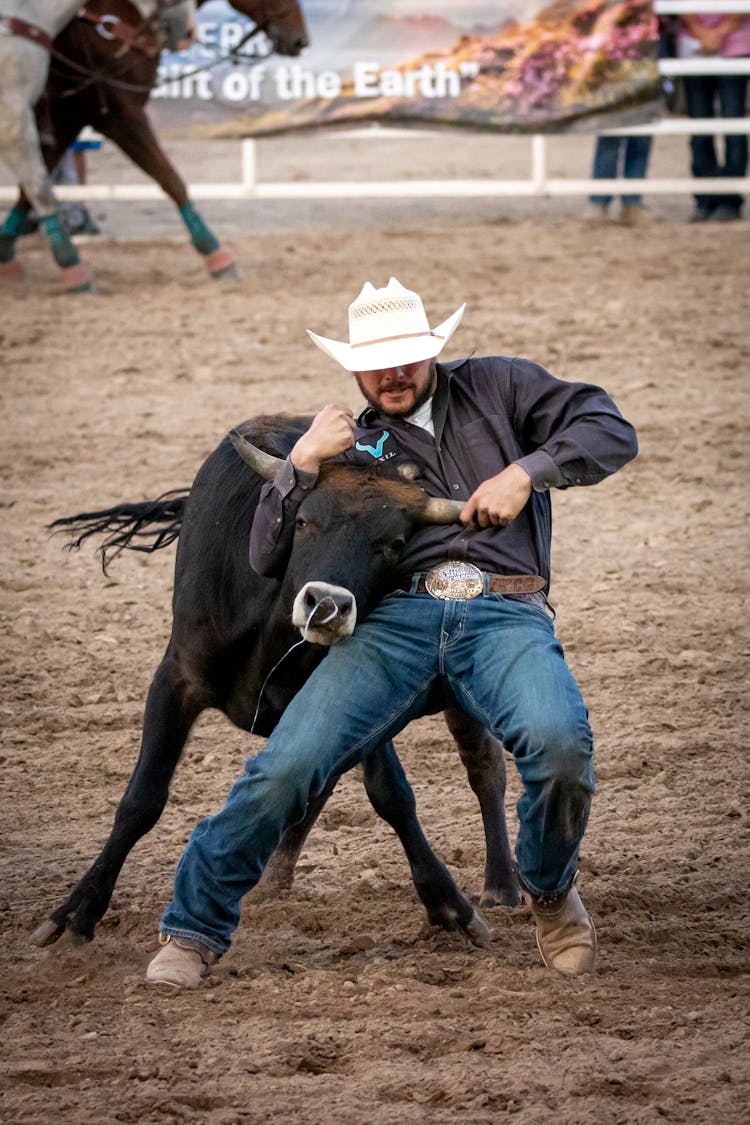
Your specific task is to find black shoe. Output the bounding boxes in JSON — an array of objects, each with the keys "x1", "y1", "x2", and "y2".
[
  {"x1": 711, "y1": 204, "x2": 742, "y2": 222},
  {"x1": 59, "y1": 204, "x2": 100, "y2": 236},
  {"x1": 689, "y1": 205, "x2": 712, "y2": 223},
  {"x1": 67, "y1": 206, "x2": 101, "y2": 236}
]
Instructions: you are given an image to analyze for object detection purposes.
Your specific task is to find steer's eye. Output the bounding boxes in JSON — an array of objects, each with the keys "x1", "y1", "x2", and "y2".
[
  {"x1": 380, "y1": 537, "x2": 406, "y2": 558},
  {"x1": 296, "y1": 516, "x2": 307, "y2": 530}
]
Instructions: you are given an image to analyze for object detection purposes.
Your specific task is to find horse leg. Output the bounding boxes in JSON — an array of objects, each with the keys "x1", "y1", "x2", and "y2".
[
  {"x1": 0, "y1": 199, "x2": 35, "y2": 279},
  {"x1": 0, "y1": 102, "x2": 91, "y2": 291},
  {"x1": 100, "y1": 111, "x2": 237, "y2": 278},
  {"x1": 0, "y1": 101, "x2": 46, "y2": 280},
  {"x1": 362, "y1": 740, "x2": 490, "y2": 944},
  {"x1": 31, "y1": 652, "x2": 202, "y2": 946},
  {"x1": 444, "y1": 708, "x2": 522, "y2": 907}
]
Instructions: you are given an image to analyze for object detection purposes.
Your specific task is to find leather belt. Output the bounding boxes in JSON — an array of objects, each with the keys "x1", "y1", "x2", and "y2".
[{"x1": 394, "y1": 562, "x2": 545, "y2": 601}]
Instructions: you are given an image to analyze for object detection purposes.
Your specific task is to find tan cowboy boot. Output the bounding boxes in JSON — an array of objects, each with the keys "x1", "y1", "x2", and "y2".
[
  {"x1": 525, "y1": 885, "x2": 597, "y2": 976},
  {"x1": 146, "y1": 935, "x2": 217, "y2": 988}
]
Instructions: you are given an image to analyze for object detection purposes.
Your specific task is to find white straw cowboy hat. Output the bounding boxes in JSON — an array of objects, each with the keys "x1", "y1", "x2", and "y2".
[{"x1": 307, "y1": 278, "x2": 465, "y2": 372}]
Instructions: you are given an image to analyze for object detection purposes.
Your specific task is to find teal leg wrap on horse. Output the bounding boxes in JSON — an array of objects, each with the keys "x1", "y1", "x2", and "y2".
[
  {"x1": 179, "y1": 201, "x2": 219, "y2": 256},
  {"x1": 40, "y1": 213, "x2": 80, "y2": 268},
  {"x1": 0, "y1": 207, "x2": 33, "y2": 262}
]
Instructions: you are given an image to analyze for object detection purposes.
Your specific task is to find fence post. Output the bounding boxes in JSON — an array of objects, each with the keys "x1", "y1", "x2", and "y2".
[
  {"x1": 531, "y1": 135, "x2": 548, "y2": 195},
  {"x1": 241, "y1": 138, "x2": 256, "y2": 194}
]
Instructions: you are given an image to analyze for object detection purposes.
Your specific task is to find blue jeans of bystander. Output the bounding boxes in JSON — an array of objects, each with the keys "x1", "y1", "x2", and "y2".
[
  {"x1": 589, "y1": 135, "x2": 653, "y2": 206},
  {"x1": 159, "y1": 590, "x2": 595, "y2": 956}
]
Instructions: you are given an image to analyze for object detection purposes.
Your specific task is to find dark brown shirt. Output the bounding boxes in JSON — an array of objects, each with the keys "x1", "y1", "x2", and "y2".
[{"x1": 249, "y1": 356, "x2": 638, "y2": 592}]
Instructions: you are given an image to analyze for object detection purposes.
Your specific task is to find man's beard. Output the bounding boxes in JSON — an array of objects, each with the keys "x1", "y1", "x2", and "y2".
[{"x1": 355, "y1": 365, "x2": 437, "y2": 418}]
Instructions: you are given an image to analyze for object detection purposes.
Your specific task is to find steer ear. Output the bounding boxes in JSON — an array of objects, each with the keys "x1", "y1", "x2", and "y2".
[
  {"x1": 418, "y1": 496, "x2": 465, "y2": 525},
  {"x1": 229, "y1": 429, "x2": 284, "y2": 480}
]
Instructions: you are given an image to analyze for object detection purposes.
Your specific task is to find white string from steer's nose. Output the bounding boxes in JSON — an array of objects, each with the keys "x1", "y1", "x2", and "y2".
[
  {"x1": 249, "y1": 598, "x2": 340, "y2": 735},
  {"x1": 302, "y1": 594, "x2": 340, "y2": 633}
]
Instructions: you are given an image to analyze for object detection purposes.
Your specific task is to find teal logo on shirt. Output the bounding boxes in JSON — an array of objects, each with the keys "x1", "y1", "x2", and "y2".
[{"x1": 356, "y1": 431, "x2": 389, "y2": 458}]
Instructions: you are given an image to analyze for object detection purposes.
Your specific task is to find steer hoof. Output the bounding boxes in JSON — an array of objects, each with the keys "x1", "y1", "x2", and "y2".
[
  {"x1": 54, "y1": 928, "x2": 89, "y2": 951},
  {"x1": 463, "y1": 906, "x2": 492, "y2": 947},
  {"x1": 426, "y1": 900, "x2": 492, "y2": 947},
  {"x1": 31, "y1": 918, "x2": 66, "y2": 947},
  {"x1": 31, "y1": 917, "x2": 89, "y2": 949},
  {"x1": 480, "y1": 884, "x2": 524, "y2": 909}
]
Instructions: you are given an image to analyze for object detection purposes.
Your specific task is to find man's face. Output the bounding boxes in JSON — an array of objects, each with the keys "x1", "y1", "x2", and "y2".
[{"x1": 354, "y1": 359, "x2": 437, "y2": 417}]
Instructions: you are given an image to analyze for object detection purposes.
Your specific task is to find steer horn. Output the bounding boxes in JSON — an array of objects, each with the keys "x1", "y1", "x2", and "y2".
[
  {"x1": 229, "y1": 429, "x2": 463, "y2": 523},
  {"x1": 420, "y1": 497, "x2": 465, "y2": 524},
  {"x1": 229, "y1": 429, "x2": 284, "y2": 479}
]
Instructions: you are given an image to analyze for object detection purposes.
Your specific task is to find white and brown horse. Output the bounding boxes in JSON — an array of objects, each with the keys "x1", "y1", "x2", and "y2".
[{"x1": 0, "y1": 1, "x2": 309, "y2": 290}]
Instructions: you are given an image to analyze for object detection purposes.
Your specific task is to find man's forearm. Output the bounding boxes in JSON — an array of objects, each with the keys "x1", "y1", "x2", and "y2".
[{"x1": 248, "y1": 459, "x2": 317, "y2": 577}]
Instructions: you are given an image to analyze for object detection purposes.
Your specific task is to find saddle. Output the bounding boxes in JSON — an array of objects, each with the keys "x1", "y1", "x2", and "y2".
[
  {"x1": 74, "y1": 2, "x2": 162, "y2": 58},
  {"x1": 0, "y1": 4, "x2": 160, "y2": 59}
]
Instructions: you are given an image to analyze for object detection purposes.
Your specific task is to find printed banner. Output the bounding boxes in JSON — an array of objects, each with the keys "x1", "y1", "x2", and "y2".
[{"x1": 152, "y1": 1, "x2": 660, "y2": 136}]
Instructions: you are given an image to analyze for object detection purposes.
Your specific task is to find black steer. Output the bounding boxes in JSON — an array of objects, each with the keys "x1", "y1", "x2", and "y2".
[{"x1": 32, "y1": 414, "x2": 521, "y2": 950}]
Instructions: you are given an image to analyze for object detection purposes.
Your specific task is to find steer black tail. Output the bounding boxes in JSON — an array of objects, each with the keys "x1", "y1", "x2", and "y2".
[{"x1": 49, "y1": 489, "x2": 190, "y2": 573}]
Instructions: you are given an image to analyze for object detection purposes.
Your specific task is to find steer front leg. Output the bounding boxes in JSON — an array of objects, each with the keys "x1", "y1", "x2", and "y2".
[
  {"x1": 444, "y1": 708, "x2": 522, "y2": 907},
  {"x1": 32, "y1": 653, "x2": 202, "y2": 946},
  {"x1": 362, "y1": 741, "x2": 490, "y2": 945}
]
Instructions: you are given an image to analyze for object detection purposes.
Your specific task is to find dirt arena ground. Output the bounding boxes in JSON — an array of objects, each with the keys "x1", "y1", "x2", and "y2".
[{"x1": 1, "y1": 129, "x2": 749, "y2": 1124}]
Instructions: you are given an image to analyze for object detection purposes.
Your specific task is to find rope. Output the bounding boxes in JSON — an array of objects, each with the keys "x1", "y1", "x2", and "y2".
[{"x1": 248, "y1": 597, "x2": 340, "y2": 735}]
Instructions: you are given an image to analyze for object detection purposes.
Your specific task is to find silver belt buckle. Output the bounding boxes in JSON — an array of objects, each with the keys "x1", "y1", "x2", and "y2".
[{"x1": 424, "y1": 561, "x2": 483, "y2": 600}]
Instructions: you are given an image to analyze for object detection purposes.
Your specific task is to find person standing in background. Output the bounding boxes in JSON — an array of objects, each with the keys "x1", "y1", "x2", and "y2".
[
  {"x1": 678, "y1": 12, "x2": 750, "y2": 222},
  {"x1": 52, "y1": 141, "x2": 101, "y2": 237},
  {"x1": 584, "y1": 134, "x2": 653, "y2": 224}
]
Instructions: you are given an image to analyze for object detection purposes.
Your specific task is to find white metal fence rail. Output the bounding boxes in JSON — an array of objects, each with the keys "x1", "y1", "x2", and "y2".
[{"x1": 0, "y1": 1, "x2": 747, "y2": 204}]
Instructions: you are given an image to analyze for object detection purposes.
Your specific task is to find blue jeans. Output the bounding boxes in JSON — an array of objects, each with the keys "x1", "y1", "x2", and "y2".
[
  {"x1": 684, "y1": 75, "x2": 748, "y2": 213},
  {"x1": 160, "y1": 589, "x2": 595, "y2": 955},
  {"x1": 589, "y1": 135, "x2": 653, "y2": 206}
]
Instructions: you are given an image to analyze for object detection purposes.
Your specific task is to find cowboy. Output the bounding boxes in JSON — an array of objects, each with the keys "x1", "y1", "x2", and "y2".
[{"x1": 146, "y1": 279, "x2": 638, "y2": 987}]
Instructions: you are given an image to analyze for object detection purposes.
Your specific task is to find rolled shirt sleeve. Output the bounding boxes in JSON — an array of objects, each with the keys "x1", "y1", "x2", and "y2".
[
  {"x1": 507, "y1": 358, "x2": 639, "y2": 490},
  {"x1": 249, "y1": 456, "x2": 318, "y2": 577}
]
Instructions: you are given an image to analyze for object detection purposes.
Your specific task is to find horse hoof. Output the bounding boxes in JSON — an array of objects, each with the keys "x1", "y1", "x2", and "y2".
[
  {"x1": 214, "y1": 262, "x2": 239, "y2": 279},
  {"x1": 61, "y1": 262, "x2": 93, "y2": 293},
  {"x1": 31, "y1": 918, "x2": 65, "y2": 947},
  {"x1": 204, "y1": 246, "x2": 237, "y2": 278},
  {"x1": 0, "y1": 258, "x2": 25, "y2": 282}
]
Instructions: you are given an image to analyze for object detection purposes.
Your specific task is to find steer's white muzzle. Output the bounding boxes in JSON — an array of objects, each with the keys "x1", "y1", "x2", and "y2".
[{"x1": 292, "y1": 582, "x2": 358, "y2": 645}]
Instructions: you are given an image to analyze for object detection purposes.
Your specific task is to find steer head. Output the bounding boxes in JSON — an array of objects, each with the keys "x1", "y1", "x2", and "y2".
[{"x1": 230, "y1": 429, "x2": 462, "y2": 645}]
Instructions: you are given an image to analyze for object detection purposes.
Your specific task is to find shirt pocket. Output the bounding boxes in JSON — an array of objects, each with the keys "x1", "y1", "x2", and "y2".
[{"x1": 459, "y1": 415, "x2": 514, "y2": 483}]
